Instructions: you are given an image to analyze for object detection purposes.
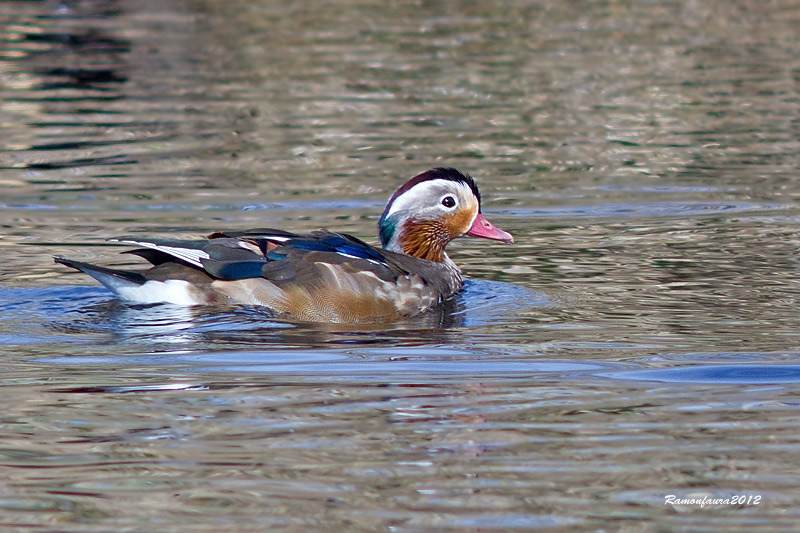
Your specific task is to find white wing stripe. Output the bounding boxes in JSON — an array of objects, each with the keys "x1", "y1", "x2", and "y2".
[
  {"x1": 158, "y1": 246, "x2": 210, "y2": 267},
  {"x1": 114, "y1": 239, "x2": 209, "y2": 268}
]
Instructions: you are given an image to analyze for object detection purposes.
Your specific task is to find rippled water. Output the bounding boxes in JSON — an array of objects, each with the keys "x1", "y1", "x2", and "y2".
[{"x1": 3, "y1": 0, "x2": 800, "y2": 529}]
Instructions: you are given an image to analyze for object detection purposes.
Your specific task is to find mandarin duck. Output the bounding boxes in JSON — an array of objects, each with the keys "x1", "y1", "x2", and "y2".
[{"x1": 55, "y1": 168, "x2": 513, "y2": 323}]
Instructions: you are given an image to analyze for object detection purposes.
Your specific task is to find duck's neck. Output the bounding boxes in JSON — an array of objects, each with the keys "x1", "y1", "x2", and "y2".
[
  {"x1": 383, "y1": 218, "x2": 450, "y2": 263},
  {"x1": 400, "y1": 219, "x2": 450, "y2": 262},
  {"x1": 380, "y1": 215, "x2": 463, "y2": 295}
]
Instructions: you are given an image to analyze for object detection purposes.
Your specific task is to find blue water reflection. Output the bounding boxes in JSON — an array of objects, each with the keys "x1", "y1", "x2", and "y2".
[{"x1": 600, "y1": 364, "x2": 800, "y2": 384}]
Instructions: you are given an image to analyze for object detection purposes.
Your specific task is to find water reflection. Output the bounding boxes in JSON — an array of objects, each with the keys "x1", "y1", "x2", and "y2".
[
  {"x1": 34, "y1": 278, "x2": 544, "y2": 350},
  {"x1": 2, "y1": 0, "x2": 130, "y2": 167},
  {"x1": 602, "y1": 363, "x2": 800, "y2": 384},
  {"x1": 43, "y1": 351, "x2": 607, "y2": 380},
  {"x1": 507, "y1": 200, "x2": 788, "y2": 219}
]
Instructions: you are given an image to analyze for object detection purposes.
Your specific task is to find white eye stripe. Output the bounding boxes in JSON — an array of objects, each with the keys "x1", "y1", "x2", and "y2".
[{"x1": 385, "y1": 180, "x2": 474, "y2": 218}]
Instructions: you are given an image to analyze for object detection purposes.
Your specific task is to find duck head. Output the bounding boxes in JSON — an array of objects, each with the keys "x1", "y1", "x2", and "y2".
[{"x1": 378, "y1": 167, "x2": 513, "y2": 262}]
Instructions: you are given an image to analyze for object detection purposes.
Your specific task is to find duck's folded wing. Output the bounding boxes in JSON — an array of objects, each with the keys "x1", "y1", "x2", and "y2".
[
  {"x1": 201, "y1": 229, "x2": 406, "y2": 284},
  {"x1": 106, "y1": 229, "x2": 458, "y2": 321},
  {"x1": 113, "y1": 235, "x2": 266, "y2": 268},
  {"x1": 204, "y1": 230, "x2": 458, "y2": 322}
]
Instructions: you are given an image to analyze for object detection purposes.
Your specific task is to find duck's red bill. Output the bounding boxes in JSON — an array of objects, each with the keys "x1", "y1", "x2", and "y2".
[{"x1": 465, "y1": 213, "x2": 514, "y2": 243}]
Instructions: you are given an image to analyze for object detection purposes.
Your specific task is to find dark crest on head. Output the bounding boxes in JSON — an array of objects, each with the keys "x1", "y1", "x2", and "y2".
[{"x1": 381, "y1": 168, "x2": 481, "y2": 222}]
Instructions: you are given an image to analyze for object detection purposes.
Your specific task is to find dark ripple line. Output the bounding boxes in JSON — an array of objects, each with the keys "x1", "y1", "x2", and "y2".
[
  {"x1": 8, "y1": 154, "x2": 134, "y2": 170},
  {"x1": 21, "y1": 32, "x2": 129, "y2": 50},
  {"x1": 4, "y1": 95, "x2": 123, "y2": 103},
  {"x1": 30, "y1": 121, "x2": 176, "y2": 127},
  {"x1": 4, "y1": 136, "x2": 178, "y2": 152}
]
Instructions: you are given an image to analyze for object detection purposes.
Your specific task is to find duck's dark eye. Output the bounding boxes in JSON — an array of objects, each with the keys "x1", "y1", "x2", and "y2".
[{"x1": 441, "y1": 196, "x2": 456, "y2": 208}]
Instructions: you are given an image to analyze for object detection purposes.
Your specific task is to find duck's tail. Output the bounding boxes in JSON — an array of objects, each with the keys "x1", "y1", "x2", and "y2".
[
  {"x1": 55, "y1": 257, "x2": 211, "y2": 306},
  {"x1": 55, "y1": 257, "x2": 146, "y2": 290}
]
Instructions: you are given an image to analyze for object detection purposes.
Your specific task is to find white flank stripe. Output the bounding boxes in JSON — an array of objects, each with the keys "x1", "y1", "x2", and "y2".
[
  {"x1": 236, "y1": 235, "x2": 290, "y2": 243},
  {"x1": 235, "y1": 240, "x2": 264, "y2": 255},
  {"x1": 115, "y1": 280, "x2": 200, "y2": 305},
  {"x1": 337, "y1": 252, "x2": 362, "y2": 260},
  {"x1": 331, "y1": 251, "x2": 384, "y2": 265}
]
